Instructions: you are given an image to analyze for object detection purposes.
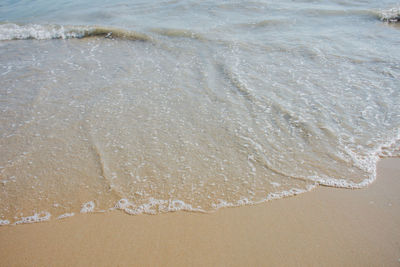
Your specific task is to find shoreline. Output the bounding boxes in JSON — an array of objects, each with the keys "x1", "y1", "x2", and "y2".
[{"x1": 0, "y1": 158, "x2": 399, "y2": 266}]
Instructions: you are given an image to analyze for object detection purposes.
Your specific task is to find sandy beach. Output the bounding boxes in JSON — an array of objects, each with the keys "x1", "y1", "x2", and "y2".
[
  {"x1": 1, "y1": 0, "x2": 399, "y2": 266},
  {"x1": 0, "y1": 158, "x2": 398, "y2": 266}
]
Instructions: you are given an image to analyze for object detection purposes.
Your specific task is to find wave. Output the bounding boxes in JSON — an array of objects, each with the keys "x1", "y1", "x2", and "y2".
[
  {"x1": 232, "y1": 19, "x2": 289, "y2": 30},
  {"x1": 377, "y1": 7, "x2": 400, "y2": 23},
  {"x1": 0, "y1": 23, "x2": 152, "y2": 41},
  {"x1": 4, "y1": 134, "x2": 399, "y2": 225},
  {"x1": 150, "y1": 27, "x2": 206, "y2": 41},
  {"x1": 303, "y1": 8, "x2": 374, "y2": 17},
  {"x1": 300, "y1": 7, "x2": 399, "y2": 23}
]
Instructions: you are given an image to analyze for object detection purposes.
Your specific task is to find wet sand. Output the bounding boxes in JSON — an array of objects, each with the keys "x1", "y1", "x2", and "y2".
[{"x1": 0, "y1": 158, "x2": 399, "y2": 267}]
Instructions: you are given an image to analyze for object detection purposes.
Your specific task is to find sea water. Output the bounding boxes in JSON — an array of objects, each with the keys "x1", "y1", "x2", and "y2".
[{"x1": 0, "y1": 0, "x2": 399, "y2": 224}]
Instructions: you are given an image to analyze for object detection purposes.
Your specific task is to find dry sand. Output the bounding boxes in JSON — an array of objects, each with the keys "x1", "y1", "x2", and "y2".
[{"x1": 0, "y1": 158, "x2": 399, "y2": 267}]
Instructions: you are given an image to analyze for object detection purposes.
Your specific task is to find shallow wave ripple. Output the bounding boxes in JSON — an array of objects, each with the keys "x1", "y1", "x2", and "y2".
[
  {"x1": 0, "y1": 23, "x2": 151, "y2": 41},
  {"x1": 0, "y1": 1, "x2": 399, "y2": 225}
]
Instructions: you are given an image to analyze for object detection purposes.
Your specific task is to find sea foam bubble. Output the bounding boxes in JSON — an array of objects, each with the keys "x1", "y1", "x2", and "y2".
[
  {"x1": 114, "y1": 198, "x2": 203, "y2": 215},
  {"x1": 14, "y1": 212, "x2": 51, "y2": 225},
  {"x1": 57, "y1": 213, "x2": 75, "y2": 219},
  {"x1": 0, "y1": 219, "x2": 10, "y2": 226},
  {"x1": 80, "y1": 201, "x2": 95, "y2": 213},
  {"x1": 378, "y1": 7, "x2": 400, "y2": 23}
]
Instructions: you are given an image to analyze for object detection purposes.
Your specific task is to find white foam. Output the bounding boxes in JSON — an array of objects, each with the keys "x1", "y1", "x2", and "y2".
[
  {"x1": 0, "y1": 23, "x2": 87, "y2": 40},
  {"x1": 57, "y1": 213, "x2": 75, "y2": 219},
  {"x1": 266, "y1": 186, "x2": 315, "y2": 201},
  {"x1": 311, "y1": 175, "x2": 375, "y2": 189},
  {"x1": 115, "y1": 198, "x2": 131, "y2": 209},
  {"x1": 378, "y1": 7, "x2": 400, "y2": 23},
  {"x1": 321, "y1": 129, "x2": 400, "y2": 190},
  {"x1": 270, "y1": 182, "x2": 281, "y2": 187},
  {"x1": 212, "y1": 199, "x2": 235, "y2": 209},
  {"x1": 114, "y1": 198, "x2": 203, "y2": 215},
  {"x1": 168, "y1": 199, "x2": 196, "y2": 212},
  {"x1": 0, "y1": 23, "x2": 151, "y2": 41},
  {"x1": 212, "y1": 185, "x2": 317, "y2": 210},
  {"x1": 80, "y1": 201, "x2": 95, "y2": 213},
  {"x1": 14, "y1": 212, "x2": 51, "y2": 225},
  {"x1": 3, "y1": 131, "x2": 398, "y2": 224},
  {"x1": 0, "y1": 219, "x2": 10, "y2": 226}
]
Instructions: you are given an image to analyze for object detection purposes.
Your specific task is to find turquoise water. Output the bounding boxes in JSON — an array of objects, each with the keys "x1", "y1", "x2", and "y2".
[{"x1": 0, "y1": 0, "x2": 399, "y2": 224}]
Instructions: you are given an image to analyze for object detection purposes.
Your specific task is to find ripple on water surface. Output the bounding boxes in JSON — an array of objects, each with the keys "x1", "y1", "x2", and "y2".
[{"x1": 0, "y1": 0, "x2": 399, "y2": 224}]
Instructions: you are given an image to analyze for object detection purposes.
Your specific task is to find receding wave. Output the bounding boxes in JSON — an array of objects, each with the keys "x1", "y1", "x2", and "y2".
[
  {"x1": 377, "y1": 7, "x2": 400, "y2": 23},
  {"x1": 0, "y1": 23, "x2": 151, "y2": 41}
]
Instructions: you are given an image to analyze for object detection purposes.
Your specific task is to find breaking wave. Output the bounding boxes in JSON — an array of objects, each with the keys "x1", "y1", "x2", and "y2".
[
  {"x1": 377, "y1": 7, "x2": 400, "y2": 23},
  {"x1": 0, "y1": 23, "x2": 151, "y2": 41}
]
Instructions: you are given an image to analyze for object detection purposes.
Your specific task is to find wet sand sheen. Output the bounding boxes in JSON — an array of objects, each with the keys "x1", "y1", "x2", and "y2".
[
  {"x1": 2, "y1": 35, "x2": 398, "y2": 222},
  {"x1": 0, "y1": 158, "x2": 399, "y2": 266}
]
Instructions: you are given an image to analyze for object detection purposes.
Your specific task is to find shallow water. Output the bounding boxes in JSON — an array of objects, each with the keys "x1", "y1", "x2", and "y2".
[{"x1": 0, "y1": 0, "x2": 399, "y2": 224}]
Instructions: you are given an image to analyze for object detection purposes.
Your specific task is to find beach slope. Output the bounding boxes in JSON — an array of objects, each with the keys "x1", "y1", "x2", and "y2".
[{"x1": 0, "y1": 158, "x2": 399, "y2": 267}]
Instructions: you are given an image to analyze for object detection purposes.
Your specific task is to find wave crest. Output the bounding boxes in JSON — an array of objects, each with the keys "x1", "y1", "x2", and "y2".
[
  {"x1": 378, "y1": 7, "x2": 400, "y2": 23},
  {"x1": 150, "y1": 27, "x2": 206, "y2": 41},
  {"x1": 0, "y1": 23, "x2": 151, "y2": 41}
]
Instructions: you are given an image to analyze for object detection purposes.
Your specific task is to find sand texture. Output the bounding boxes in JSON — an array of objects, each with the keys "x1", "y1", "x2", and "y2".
[{"x1": 0, "y1": 158, "x2": 399, "y2": 267}]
